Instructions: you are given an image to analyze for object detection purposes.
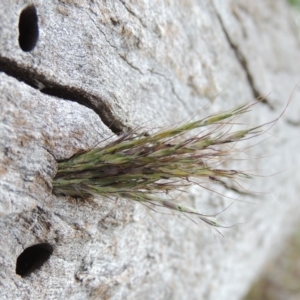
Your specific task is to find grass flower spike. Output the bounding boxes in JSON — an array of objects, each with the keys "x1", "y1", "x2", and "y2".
[{"x1": 53, "y1": 102, "x2": 265, "y2": 228}]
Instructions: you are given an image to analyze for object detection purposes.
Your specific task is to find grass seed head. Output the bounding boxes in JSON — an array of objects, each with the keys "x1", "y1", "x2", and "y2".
[{"x1": 52, "y1": 102, "x2": 270, "y2": 228}]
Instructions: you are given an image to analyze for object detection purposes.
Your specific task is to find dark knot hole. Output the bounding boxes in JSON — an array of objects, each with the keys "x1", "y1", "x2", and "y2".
[
  {"x1": 18, "y1": 5, "x2": 39, "y2": 52},
  {"x1": 16, "y1": 243, "x2": 53, "y2": 277}
]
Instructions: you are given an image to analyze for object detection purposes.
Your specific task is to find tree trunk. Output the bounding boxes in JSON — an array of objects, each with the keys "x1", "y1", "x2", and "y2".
[{"x1": 1, "y1": 1, "x2": 300, "y2": 299}]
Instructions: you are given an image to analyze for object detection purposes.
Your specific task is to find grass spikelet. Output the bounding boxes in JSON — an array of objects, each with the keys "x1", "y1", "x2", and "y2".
[{"x1": 52, "y1": 102, "x2": 269, "y2": 228}]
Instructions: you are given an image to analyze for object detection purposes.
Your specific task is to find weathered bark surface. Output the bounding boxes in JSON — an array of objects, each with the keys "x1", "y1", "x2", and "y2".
[{"x1": 1, "y1": 1, "x2": 300, "y2": 299}]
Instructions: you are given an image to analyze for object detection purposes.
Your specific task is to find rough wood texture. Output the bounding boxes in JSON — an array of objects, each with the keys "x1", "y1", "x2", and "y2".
[{"x1": 1, "y1": 1, "x2": 300, "y2": 299}]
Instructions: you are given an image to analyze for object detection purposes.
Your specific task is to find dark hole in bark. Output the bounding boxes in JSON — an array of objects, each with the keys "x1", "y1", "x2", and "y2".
[
  {"x1": 16, "y1": 243, "x2": 53, "y2": 277},
  {"x1": 18, "y1": 5, "x2": 39, "y2": 52}
]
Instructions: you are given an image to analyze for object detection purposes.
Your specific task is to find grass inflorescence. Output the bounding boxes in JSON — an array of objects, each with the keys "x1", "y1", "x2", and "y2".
[{"x1": 52, "y1": 102, "x2": 267, "y2": 228}]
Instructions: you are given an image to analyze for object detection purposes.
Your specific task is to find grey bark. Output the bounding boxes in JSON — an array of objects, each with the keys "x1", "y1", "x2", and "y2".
[{"x1": 1, "y1": 0, "x2": 300, "y2": 299}]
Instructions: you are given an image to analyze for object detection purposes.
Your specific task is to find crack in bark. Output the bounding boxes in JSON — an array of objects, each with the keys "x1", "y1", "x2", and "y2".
[
  {"x1": 118, "y1": 0, "x2": 147, "y2": 28},
  {"x1": 214, "y1": 10, "x2": 274, "y2": 110},
  {"x1": 0, "y1": 56, "x2": 124, "y2": 134},
  {"x1": 149, "y1": 69, "x2": 189, "y2": 110},
  {"x1": 119, "y1": 54, "x2": 143, "y2": 74}
]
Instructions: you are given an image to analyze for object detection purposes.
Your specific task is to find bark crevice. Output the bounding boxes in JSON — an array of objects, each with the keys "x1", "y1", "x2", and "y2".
[
  {"x1": 213, "y1": 8, "x2": 274, "y2": 109},
  {"x1": 0, "y1": 56, "x2": 125, "y2": 134}
]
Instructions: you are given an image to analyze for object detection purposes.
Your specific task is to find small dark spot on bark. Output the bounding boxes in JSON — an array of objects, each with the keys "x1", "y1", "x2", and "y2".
[
  {"x1": 4, "y1": 147, "x2": 10, "y2": 156},
  {"x1": 110, "y1": 17, "x2": 119, "y2": 26}
]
